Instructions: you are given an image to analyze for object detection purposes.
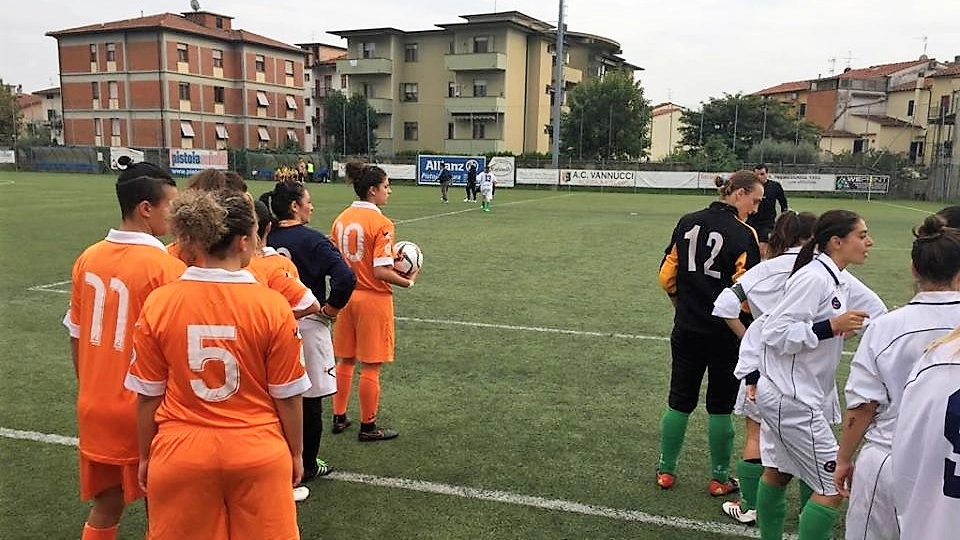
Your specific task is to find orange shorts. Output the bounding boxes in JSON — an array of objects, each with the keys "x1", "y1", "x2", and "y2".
[
  {"x1": 333, "y1": 290, "x2": 395, "y2": 363},
  {"x1": 145, "y1": 424, "x2": 299, "y2": 540},
  {"x1": 79, "y1": 454, "x2": 144, "y2": 504}
]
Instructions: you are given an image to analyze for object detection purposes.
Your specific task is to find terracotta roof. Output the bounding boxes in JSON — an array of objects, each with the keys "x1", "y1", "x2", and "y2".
[
  {"x1": 31, "y1": 86, "x2": 61, "y2": 95},
  {"x1": 319, "y1": 53, "x2": 348, "y2": 66},
  {"x1": 652, "y1": 102, "x2": 684, "y2": 116},
  {"x1": 930, "y1": 63, "x2": 960, "y2": 78},
  {"x1": 47, "y1": 13, "x2": 303, "y2": 54},
  {"x1": 16, "y1": 94, "x2": 42, "y2": 109},
  {"x1": 837, "y1": 59, "x2": 931, "y2": 79},
  {"x1": 752, "y1": 80, "x2": 809, "y2": 96},
  {"x1": 852, "y1": 114, "x2": 923, "y2": 128},
  {"x1": 890, "y1": 79, "x2": 934, "y2": 92},
  {"x1": 821, "y1": 129, "x2": 859, "y2": 138}
]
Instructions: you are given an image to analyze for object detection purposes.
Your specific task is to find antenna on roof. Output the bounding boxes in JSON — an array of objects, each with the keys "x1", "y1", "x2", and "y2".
[
  {"x1": 827, "y1": 57, "x2": 837, "y2": 75},
  {"x1": 190, "y1": 0, "x2": 201, "y2": 12},
  {"x1": 914, "y1": 36, "x2": 929, "y2": 57},
  {"x1": 842, "y1": 50, "x2": 855, "y2": 69}
]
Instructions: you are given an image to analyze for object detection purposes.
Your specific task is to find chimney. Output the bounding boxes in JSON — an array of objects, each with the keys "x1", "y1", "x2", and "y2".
[
  {"x1": 954, "y1": 55, "x2": 960, "y2": 64},
  {"x1": 182, "y1": 11, "x2": 232, "y2": 30}
]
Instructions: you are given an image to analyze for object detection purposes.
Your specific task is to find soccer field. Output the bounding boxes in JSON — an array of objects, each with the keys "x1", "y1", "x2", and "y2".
[{"x1": 0, "y1": 171, "x2": 945, "y2": 540}]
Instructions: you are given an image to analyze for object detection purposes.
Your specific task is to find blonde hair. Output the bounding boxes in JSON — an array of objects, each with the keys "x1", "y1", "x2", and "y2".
[
  {"x1": 170, "y1": 189, "x2": 255, "y2": 259},
  {"x1": 715, "y1": 169, "x2": 760, "y2": 198}
]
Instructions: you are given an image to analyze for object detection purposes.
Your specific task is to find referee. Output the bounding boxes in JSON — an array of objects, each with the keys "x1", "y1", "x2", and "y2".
[{"x1": 745, "y1": 164, "x2": 788, "y2": 258}]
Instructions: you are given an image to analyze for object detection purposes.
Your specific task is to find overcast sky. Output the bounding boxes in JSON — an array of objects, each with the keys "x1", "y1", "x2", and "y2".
[{"x1": 4, "y1": 0, "x2": 960, "y2": 108}]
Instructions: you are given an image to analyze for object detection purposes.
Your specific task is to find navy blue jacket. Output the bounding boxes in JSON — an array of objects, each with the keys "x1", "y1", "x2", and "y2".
[{"x1": 267, "y1": 224, "x2": 356, "y2": 309}]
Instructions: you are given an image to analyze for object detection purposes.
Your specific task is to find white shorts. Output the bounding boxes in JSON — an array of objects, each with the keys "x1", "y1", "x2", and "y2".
[
  {"x1": 299, "y1": 315, "x2": 336, "y2": 398},
  {"x1": 480, "y1": 186, "x2": 493, "y2": 201},
  {"x1": 733, "y1": 380, "x2": 761, "y2": 422},
  {"x1": 845, "y1": 443, "x2": 896, "y2": 540},
  {"x1": 756, "y1": 378, "x2": 839, "y2": 496}
]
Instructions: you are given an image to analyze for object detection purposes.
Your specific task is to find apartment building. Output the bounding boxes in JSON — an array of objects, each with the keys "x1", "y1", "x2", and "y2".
[
  {"x1": 47, "y1": 10, "x2": 306, "y2": 151},
  {"x1": 329, "y1": 11, "x2": 638, "y2": 156},
  {"x1": 299, "y1": 43, "x2": 349, "y2": 152},
  {"x1": 648, "y1": 102, "x2": 684, "y2": 161},
  {"x1": 16, "y1": 87, "x2": 65, "y2": 145}
]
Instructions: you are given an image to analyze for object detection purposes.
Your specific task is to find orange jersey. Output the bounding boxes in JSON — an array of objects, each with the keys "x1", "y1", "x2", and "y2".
[
  {"x1": 246, "y1": 247, "x2": 317, "y2": 311},
  {"x1": 63, "y1": 230, "x2": 186, "y2": 464},
  {"x1": 166, "y1": 241, "x2": 205, "y2": 266},
  {"x1": 126, "y1": 267, "x2": 310, "y2": 430},
  {"x1": 331, "y1": 201, "x2": 395, "y2": 294}
]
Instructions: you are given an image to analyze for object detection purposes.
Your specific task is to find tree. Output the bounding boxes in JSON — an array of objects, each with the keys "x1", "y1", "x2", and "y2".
[
  {"x1": 559, "y1": 71, "x2": 651, "y2": 160},
  {"x1": 322, "y1": 91, "x2": 380, "y2": 156},
  {"x1": 0, "y1": 81, "x2": 22, "y2": 148},
  {"x1": 664, "y1": 135, "x2": 740, "y2": 171},
  {"x1": 678, "y1": 94, "x2": 820, "y2": 161},
  {"x1": 746, "y1": 140, "x2": 819, "y2": 164}
]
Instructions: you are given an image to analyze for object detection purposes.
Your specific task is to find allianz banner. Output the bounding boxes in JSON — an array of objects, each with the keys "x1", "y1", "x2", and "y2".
[
  {"x1": 169, "y1": 149, "x2": 229, "y2": 175},
  {"x1": 417, "y1": 154, "x2": 486, "y2": 186}
]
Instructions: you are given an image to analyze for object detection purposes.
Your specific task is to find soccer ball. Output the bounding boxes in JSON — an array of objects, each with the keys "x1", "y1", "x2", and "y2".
[{"x1": 393, "y1": 241, "x2": 423, "y2": 276}]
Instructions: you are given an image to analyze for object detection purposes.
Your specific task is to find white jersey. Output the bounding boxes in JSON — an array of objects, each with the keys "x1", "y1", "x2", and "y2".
[
  {"x1": 845, "y1": 291, "x2": 960, "y2": 450},
  {"x1": 713, "y1": 247, "x2": 800, "y2": 320},
  {"x1": 759, "y1": 253, "x2": 886, "y2": 409},
  {"x1": 894, "y1": 333, "x2": 960, "y2": 540},
  {"x1": 479, "y1": 172, "x2": 495, "y2": 190}
]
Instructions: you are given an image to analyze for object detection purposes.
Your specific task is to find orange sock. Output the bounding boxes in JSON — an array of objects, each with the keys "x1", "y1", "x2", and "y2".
[
  {"x1": 358, "y1": 363, "x2": 382, "y2": 425},
  {"x1": 333, "y1": 361, "x2": 355, "y2": 416},
  {"x1": 81, "y1": 523, "x2": 118, "y2": 540}
]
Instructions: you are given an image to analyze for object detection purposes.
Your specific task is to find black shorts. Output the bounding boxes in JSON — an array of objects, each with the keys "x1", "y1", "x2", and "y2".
[{"x1": 667, "y1": 327, "x2": 740, "y2": 414}]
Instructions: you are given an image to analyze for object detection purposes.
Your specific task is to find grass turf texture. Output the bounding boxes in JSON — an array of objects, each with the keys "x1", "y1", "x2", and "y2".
[{"x1": 0, "y1": 172, "x2": 944, "y2": 539}]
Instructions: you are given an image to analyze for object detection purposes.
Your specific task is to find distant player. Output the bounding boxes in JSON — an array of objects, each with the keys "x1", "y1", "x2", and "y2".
[
  {"x1": 438, "y1": 163, "x2": 452, "y2": 203},
  {"x1": 837, "y1": 214, "x2": 960, "y2": 540},
  {"x1": 331, "y1": 161, "x2": 418, "y2": 441},
  {"x1": 656, "y1": 170, "x2": 763, "y2": 494},
  {"x1": 126, "y1": 189, "x2": 308, "y2": 540},
  {"x1": 755, "y1": 210, "x2": 884, "y2": 540},
  {"x1": 746, "y1": 164, "x2": 788, "y2": 259},
  {"x1": 711, "y1": 210, "x2": 817, "y2": 524},
  {"x1": 479, "y1": 168, "x2": 495, "y2": 212},
  {"x1": 63, "y1": 160, "x2": 186, "y2": 540}
]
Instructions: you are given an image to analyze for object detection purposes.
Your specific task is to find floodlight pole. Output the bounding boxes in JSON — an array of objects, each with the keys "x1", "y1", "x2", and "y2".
[{"x1": 550, "y1": 0, "x2": 565, "y2": 170}]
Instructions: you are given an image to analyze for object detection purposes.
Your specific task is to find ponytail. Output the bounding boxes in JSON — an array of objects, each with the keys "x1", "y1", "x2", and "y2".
[
  {"x1": 790, "y1": 209, "x2": 861, "y2": 275},
  {"x1": 791, "y1": 239, "x2": 818, "y2": 275}
]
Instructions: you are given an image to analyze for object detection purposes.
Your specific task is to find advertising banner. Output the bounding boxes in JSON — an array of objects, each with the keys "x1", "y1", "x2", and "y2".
[
  {"x1": 417, "y1": 154, "x2": 486, "y2": 186},
  {"x1": 487, "y1": 156, "x2": 516, "y2": 187},
  {"x1": 169, "y1": 149, "x2": 229, "y2": 175},
  {"x1": 834, "y1": 174, "x2": 890, "y2": 194},
  {"x1": 0, "y1": 150, "x2": 15, "y2": 164},
  {"x1": 109, "y1": 147, "x2": 144, "y2": 170}
]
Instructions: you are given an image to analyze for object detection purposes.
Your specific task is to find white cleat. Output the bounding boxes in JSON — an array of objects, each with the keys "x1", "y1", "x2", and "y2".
[
  {"x1": 721, "y1": 501, "x2": 756, "y2": 525},
  {"x1": 293, "y1": 486, "x2": 310, "y2": 502}
]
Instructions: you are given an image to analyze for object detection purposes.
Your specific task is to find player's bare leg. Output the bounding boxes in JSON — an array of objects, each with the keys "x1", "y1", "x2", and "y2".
[{"x1": 82, "y1": 486, "x2": 124, "y2": 540}]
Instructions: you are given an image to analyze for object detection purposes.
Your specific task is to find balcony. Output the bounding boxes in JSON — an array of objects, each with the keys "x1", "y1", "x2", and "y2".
[
  {"x1": 928, "y1": 106, "x2": 956, "y2": 125},
  {"x1": 444, "y1": 52, "x2": 508, "y2": 71},
  {"x1": 336, "y1": 57, "x2": 393, "y2": 75},
  {"x1": 444, "y1": 96, "x2": 507, "y2": 114},
  {"x1": 563, "y1": 65, "x2": 583, "y2": 84},
  {"x1": 367, "y1": 97, "x2": 393, "y2": 115},
  {"x1": 444, "y1": 138, "x2": 507, "y2": 154}
]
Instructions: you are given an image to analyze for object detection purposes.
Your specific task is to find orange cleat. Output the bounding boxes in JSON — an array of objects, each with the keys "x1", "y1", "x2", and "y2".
[
  {"x1": 708, "y1": 477, "x2": 740, "y2": 497},
  {"x1": 656, "y1": 471, "x2": 676, "y2": 490}
]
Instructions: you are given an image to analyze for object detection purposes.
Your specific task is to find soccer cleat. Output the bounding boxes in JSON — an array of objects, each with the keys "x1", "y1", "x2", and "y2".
[
  {"x1": 721, "y1": 501, "x2": 756, "y2": 525},
  {"x1": 464, "y1": 198, "x2": 470, "y2": 202},
  {"x1": 656, "y1": 471, "x2": 676, "y2": 490},
  {"x1": 708, "y1": 477, "x2": 740, "y2": 497},
  {"x1": 301, "y1": 459, "x2": 334, "y2": 482},
  {"x1": 332, "y1": 417, "x2": 352, "y2": 434},
  {"x1": 358, "y1": 427, "x2": 399, "y2": 442},
  {"x1": 293, "y1": 486, "x2": 310, "y2": 502}
]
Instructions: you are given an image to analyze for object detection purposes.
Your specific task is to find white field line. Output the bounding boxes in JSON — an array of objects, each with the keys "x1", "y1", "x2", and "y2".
[
  {"x1": 872, "y1": 201, "x2": 932, "y2": 214},
  {"x1": 0, "y1": 426, "x2": 784, "y2": 539},
  {"x1": 0, "y1": 180, "x2": 15, "y2": 186},
  {"x1": 395, "y1": 193, "x2": 575, "y2": 224},
  {"x1": 26, "y1": 280, "x2": 71, "y2": 294}
]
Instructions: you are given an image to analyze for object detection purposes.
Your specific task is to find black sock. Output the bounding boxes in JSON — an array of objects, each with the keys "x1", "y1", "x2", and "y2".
[
  {"x1": 333, "y1": 414, "x2": 347, "y2": 423},
  {"x1": 360, "y1": 422, "x2": 377, "y2": 432}
]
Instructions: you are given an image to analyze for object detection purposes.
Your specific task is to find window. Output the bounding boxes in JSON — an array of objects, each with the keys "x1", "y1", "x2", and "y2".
[
  {"x1": 94, "y1": 118, "x2": 103, "y2": 136},
  {"x1": 212, "y1": 49, "x2": 223, "y2": 68},
  {"x1": 404, "y1": 122, "x2": 419, "y2": 140},
  {"x1": 448, "y1": 122, "x2": 455, "y2": 140},
  {"x1": 180, "y1": 121, "x2": 195, "y2": 138},
  {"x1": 286, "y1": 95, "x2": 298, "y2": 110},
  {"x1": 448, "y1": 82, "x2": 460, "y2": 97},
  {"x1": 473, "y1": 79, "x2": 487, "y2": 97},
  {"x1": 287, "y1": 129, "x2": 298, "y2": 141},
  {"x1": 362, "y1": 42, "x2": 375, "y2": 59},
  {"x1": 111, "y1": 118, "x2": 121, "y2": 136},
  {"x1": 215, "y1": 124, "x2": 229, "y2": 140},
  {"x1": 255, "y1": 55, "x2": 265, "y2": 72},
  {"x1": 256, "y1": 91, "x2": 270, "y2": 107},
  {"x1": 91, "y1": 82, "x2": 100, "y2": 100},
  {"x1": 304, "y1": 72, "x2": 310, "y2": 82},
  {"x1": 305, "y1": 97, "x2": 311, "y2": 106},
  {"x1": 177, "y1": 43, "x2": 188, "y2": 63},
  {"x1": 214, "y1": 86, "x2": 225, "y2": 104},
  {"x1": 402, "y1": 83, "x2": 418, "y2": 102},
  {"x1": 362, "y1": 83, "x2": 373, "y2": 98},
  {"x1": 473, "y1": 36, "x2": 490, "y2": 53},
  {"x1": 215, "y1": 17, "x2": 224, "y2": 28},
  {"x1": 285, "y1": 60, "x2": 294, "y2": 76},
  {"x1": 106, "y1": 43, "x2": 116, "y2": 62},
  {"x1": 90, "y1": 44, "x2": 97, "y2": 63},
  {"x1": 404, "y1": 43, "x2": 419, "y2": 62},
  {"x1": 258, "y1": 126, "x2": 271, "y2": 141},
  {"x1": 472, "y1": 122, "x2": 485, "y2": 139},
  {"x1": 108, "y1": 81, "x2": 118, "y2": 100},
  {"x1": 179, "y1": 83, "x2": 190, "y2": 100},
  {"x1": 907, "y1": 99, "x2": 916, "y2": 117},
  {"x1": 324, "y1": 75, "x2": 333, "y2": 90},
  {"x1": 798, "y1": 103, "x2": 806, "y2": 118},
  {"x1": 340, "y1": 75, "x2": 348, "y2": 88},
  {"x1": 305, "y1": 125, "x2": 312, "y2": 135},
  {"x1": 853, "y1": 138, "x2": 867, "y2": 154},
  {"x1": 448, "y1": 41, "x2": 455, "y2": 54}
]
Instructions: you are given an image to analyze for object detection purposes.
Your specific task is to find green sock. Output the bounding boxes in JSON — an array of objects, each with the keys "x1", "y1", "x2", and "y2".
[
  {"x1": 708, "y1": 414, "x2": 734, "y2": 480},
  {"x1": 658, "y1": 408, "x2": 690, "y2": 474},
  {"x1": 798, "y1": 481, "x2": 813, "y2": 510},
  {"x1": 737, "y1": 459, "x2": 764, "y2": 512},
  {"x1": 756, "y1": 480, "x2": 787, "y2": 540},
  {"x1": 797, "y1": 500, "x2": 837, "y2": 540}
]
